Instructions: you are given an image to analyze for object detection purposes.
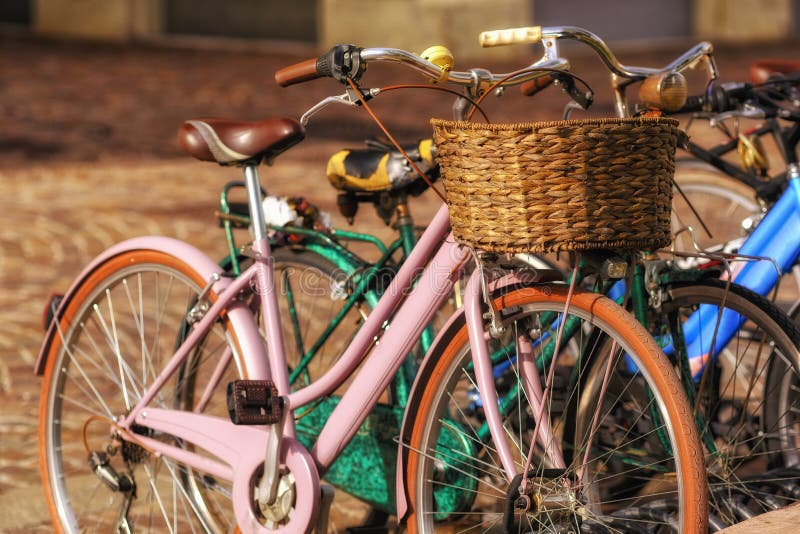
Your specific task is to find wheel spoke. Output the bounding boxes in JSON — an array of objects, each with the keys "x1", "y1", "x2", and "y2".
[
  {"x1": 405, "y1": 285, "x2": 705, "y2": 532},
  {"x1": 41, "y1": 255, "x2": 242, "y2": 531}
]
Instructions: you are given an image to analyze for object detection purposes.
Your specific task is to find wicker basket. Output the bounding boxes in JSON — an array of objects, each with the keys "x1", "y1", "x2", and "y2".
[{"x1": 431, "y1": 117, "x2": 680, "y2": 253}]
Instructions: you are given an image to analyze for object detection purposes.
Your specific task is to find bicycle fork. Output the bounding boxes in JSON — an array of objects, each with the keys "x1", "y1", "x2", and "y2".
[
  {"x1": 462, "y1": 270, "x2": 567, "y2": 480},
  {"x1": 463, "y1": 262, "x2": 618, "y2": 527}
]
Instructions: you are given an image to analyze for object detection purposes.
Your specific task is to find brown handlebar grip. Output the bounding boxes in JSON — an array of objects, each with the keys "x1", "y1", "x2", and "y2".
[
  {"x1": 519, "y1": 75, "x2": 555, "y2": 97},
  {"x1": 275, "y1": 59, "x2": 321, "y2": 87},
  {"x1": 749, "y1": 59, "x2": 800, "y2": 85}
]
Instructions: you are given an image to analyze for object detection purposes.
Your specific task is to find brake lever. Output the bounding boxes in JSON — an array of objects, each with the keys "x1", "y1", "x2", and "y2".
[
  {"x1": 562, "y1": 101, "x2": 583, "y2": 120},
  {"x1": 556, "y1": 74, "x2": 594, "y2": 111},
  {"x1": 299, "y1": 87, "x2": 380, "y2": 126}
]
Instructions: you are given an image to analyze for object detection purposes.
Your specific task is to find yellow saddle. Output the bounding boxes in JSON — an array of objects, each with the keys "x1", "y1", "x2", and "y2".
[{"x1": 326, "y1": 139, "x2": 436, "y2": 193}]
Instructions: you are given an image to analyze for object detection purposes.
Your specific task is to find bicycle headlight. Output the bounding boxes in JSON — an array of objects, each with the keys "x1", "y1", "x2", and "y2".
[{"x1": 639, "y1": 71, "x2": 688, "y2": 113}]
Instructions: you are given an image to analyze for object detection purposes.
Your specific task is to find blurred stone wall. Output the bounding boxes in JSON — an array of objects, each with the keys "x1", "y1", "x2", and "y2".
[
  {"x1": 18, "y1": 0, "x2": 798, "y2": 59},
  {"x1": 318, "y1": 0, "x2": 532, "y2": 60},
  {"x1": 694, "y1": 0, "x2": 794, "y2": 41},
  {"x1": 32, "y1": 0, "x2": 161, "y2": 40}
]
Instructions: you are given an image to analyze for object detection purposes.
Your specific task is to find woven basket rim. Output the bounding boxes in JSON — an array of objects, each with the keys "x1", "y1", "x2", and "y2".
[{"x1": 430, "y1": 116, "x2": 680, "y2": 131}]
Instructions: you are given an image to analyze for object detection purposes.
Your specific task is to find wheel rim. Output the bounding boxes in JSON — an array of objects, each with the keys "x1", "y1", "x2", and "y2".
[
  {"x1": 671, "y1": 170, "x2": 760, "y2": 259},
  {"x1": 411, "y1": 297, "x2": 692, "y2": 532}
]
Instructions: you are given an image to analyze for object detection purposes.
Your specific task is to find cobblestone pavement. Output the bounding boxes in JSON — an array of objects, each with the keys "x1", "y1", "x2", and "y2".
[
  {"x1": 0, "y1": 157, "x2": 397, "y2": 531},
  {"x1": 1, "y1": 32, "x2": 797, "y2": 531}
]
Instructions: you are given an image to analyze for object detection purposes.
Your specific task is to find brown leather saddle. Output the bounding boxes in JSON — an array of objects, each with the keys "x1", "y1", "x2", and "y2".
[{"x1": 178, "y1": 117, "x2": 305, "y2": 165}]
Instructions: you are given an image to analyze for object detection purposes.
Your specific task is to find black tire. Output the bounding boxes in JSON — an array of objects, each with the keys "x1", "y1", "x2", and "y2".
[{"x1": 660, "y1": 279, "x2": 800, "y2": 527}]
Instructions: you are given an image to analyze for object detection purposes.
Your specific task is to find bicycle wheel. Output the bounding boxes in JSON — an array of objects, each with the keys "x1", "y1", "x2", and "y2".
[
  {"x1": 404, "y1": 284, "x2": 707, "y2": 533},
  {"x1": 671, "y1": 161, "x2": 761, "y2": 255},
  {"x1": 39, "y1": 250, "x2": 243, "y2": 532},
  {"x1": 658, "y1": 280, "x2": 800, "y2": 527}
]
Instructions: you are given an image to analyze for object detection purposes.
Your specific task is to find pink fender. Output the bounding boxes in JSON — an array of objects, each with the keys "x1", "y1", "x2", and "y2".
[
  {"x1": 34, "y1": 236, "x2": 262, "y2": 376},
  {"x1": 394, "y1": 268, "x2": 561, "y2": 521}
]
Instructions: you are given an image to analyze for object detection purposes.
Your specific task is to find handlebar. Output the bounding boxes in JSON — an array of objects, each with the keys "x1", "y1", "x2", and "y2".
[
  {"x1": 275, "y1": 25, "x2": 721, "y2": 124},
  {"x1": 480, "y1": 26, "x2": 714, "y2": 82},
  {"x1": 277, "y1": 26, "x2": 713, "y2": 89},
  {"x1": 477, "y1": 26, "x2": 718, "y2": 117},
  {"x1": 677, "y1": 79, "x2": 800, "y2": 123},
  {"x1": 276, "y1": 43, "x2": 569, "y2": 90}
]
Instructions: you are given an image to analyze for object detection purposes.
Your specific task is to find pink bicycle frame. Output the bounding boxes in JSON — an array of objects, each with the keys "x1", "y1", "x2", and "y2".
[{"x1": 42, "y1": 199, "x2": 557, "y2": 532}]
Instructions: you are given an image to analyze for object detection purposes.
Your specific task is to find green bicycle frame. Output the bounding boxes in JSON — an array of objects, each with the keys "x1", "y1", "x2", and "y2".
[{"x1": 217, "y1": 182, "x2": 435, "y2": 405}]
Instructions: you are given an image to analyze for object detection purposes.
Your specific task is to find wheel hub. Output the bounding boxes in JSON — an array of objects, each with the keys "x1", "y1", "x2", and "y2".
[{"x1": 506, "y1": 470, "x2": 583, "y2": 531}]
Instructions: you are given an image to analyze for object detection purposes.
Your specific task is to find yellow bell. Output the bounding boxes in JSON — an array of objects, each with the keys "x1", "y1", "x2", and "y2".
[{"x1": 420, "y1": 45, "x2": 454, "y2": 83}]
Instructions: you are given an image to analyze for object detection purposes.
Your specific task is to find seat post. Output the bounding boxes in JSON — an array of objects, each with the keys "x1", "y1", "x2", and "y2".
[
  {"x1": 395, "y1": 197, "x2": 416, "y2": 256},
  {"x1": 244, "y1": 164, "x2": 267, "y2": 241}
]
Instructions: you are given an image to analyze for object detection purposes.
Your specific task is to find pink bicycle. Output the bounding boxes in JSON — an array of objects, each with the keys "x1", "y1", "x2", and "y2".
[{"x1": 36, "y1": 27, "x2": 707, "y2": 533}]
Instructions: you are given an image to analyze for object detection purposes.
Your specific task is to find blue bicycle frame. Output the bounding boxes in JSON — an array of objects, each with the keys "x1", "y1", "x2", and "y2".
[{"x1": 673, "y1": 172, "x2": 800, "y2": 379}]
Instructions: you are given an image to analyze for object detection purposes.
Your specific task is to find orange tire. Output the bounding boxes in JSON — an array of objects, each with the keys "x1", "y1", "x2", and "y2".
[
  {"x1": 404, "y1": 284, "x2": 707, "y2": 533},
  {"x1": 39, "y1": 250, "x2": 246, "y2": 532}
]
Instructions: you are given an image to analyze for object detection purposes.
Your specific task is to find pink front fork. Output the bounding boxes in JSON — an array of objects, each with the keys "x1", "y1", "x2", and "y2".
[
  {"x1": 462, "y1": 270, "x2": 566, "y2": 480},
  {"x1": 517, "y1": 335, "x2": 565, "y2": 469},
  {"x1": 463, "y1": 270, "x2": 519, "y2": 477}
]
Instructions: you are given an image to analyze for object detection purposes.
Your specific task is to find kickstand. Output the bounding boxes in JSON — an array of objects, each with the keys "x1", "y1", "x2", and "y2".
[{"x1": 315, "y1": 484, "x2": 335, "y2": 534}]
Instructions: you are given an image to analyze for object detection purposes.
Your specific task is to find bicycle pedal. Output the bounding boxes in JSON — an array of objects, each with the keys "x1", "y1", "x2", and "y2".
[{"x1": 226, "y1": 380, "x2": 283, "y2": 425}]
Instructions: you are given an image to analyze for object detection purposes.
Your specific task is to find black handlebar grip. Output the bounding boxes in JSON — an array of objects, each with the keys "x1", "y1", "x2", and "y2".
[
  {"x1": 677, "y1": 83, "x2": 754, "y2": 114},
  {"x1": 712, "y1": 82, "x2": 753, "y2": 112},
  {"x1": 316, "y1": 44, "x2": 364, "y2": 83},
  {"x1": 678, "y1": 95, "x2": 705, "y2": 113}
]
